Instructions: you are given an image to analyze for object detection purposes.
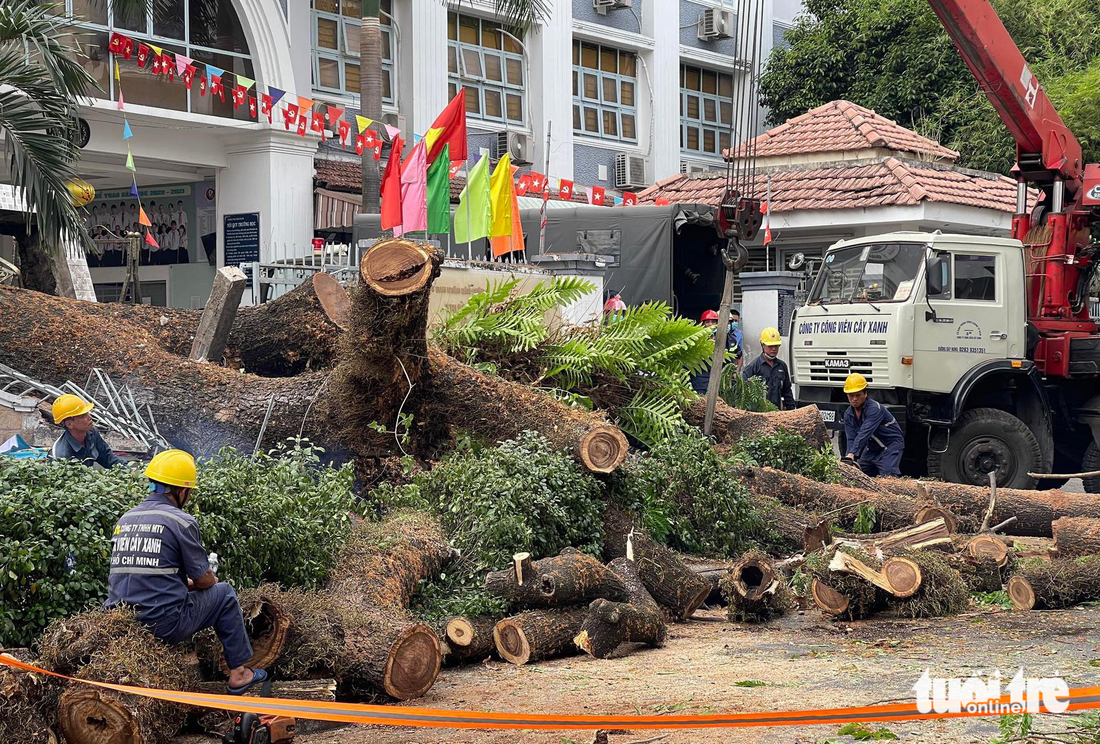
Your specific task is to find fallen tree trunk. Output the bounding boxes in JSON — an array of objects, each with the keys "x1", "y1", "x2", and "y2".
[
  {"x1": 1007, "y1": 556, "x2": 1100, "y2": 610},
  {"x1": 741, "y1": 467, "x2": 921, "y2": 532},
  {"x1": 605, "y1": 530, "x2": 712, "y2": 620},
  {"x1": 1053, "y1": 517, "x2": 1100, "y2": 558},
  {"x1": 752, "y1": 496, "x2": 828, "y2": 553},
  {"x1": 494, "y1": 608, "x2": 588, "y2": 665},
  {"x1": 719, "y1": 552, "x2": 794, "y2": 624},
  {"x1": 832, "y1": 518, "x2": 954, "y2": 556},
  {"x1": 574, "y1": 557, "x2": 666, "y2": 659},
  {"x1": 440, "y1": 616, "x2": 497, "y2": 666},
  {"x1": 684, "y1": 398, "x2": 828, "y2": 449},
  {"x1": 484, "y1": 548, "x2": 629, "y2": 608},
  {"x1": 947, "y1": 554, "x2": 1004, "y2": 593}
]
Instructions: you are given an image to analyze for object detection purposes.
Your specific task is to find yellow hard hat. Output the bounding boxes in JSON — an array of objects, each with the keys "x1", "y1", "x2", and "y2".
[
  {"x1": 144, "y1": 449, "x2": 197, "y2": 489},
  {"x1": 844, "y1": 373, "x2": 868, "y2": 394},
  {"x1": 53, "y1": 394, "x2": 94, "y2": 424},
  {"x1": 759, "y1": 327, "x2": 782, "y2": 345}
]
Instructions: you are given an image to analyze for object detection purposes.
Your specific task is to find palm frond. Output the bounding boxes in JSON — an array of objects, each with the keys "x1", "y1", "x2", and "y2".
[
  {"x1": 616, "y1": 391, "x2": 690, "y2": 447},
  {"x1": 491, "y1": 0, "x2": 551, "y2": 34}
]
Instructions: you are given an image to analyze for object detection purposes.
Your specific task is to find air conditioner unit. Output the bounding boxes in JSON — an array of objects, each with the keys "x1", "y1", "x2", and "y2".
[
  {"x1": 680, "y1": 160, "x2": 712, "y2": 177},
  {"x1": 697, "y1": 8, "x2": 735, "y2": 40},
  {"x1": 615, "y1": 152, "x2": 648, "y2": 189},
  {"x1": 593, "y1": 0, "x2": 632, "y2": 15},
  {"x1": 381, "y1": 112, "x2": 406, "y2": 135},
  {"x1": 494, "y1": 131, "x2": 534, "y2": 165}
]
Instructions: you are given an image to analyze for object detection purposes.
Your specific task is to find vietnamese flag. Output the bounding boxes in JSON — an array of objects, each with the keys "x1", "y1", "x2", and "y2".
[
  {"x1": 516, "y1": 173, "x2": 531, "y2": 196},
  {"x1": 590, "y1": 186, "x2": 606, "y2": 205},
  {"x1": 183, "y1": 65, "x2": 197, "y2": 89},
  {"x1": 380, "y1": 135, "x2": 405, "y2": 232},
  {"x1": 424, "y1": 89, "x2": 467, "y2": 163},
  {"x1": 355, "y1": 134, "x2": 366, "y2": 155},
  {"x1": 558, "y1": 179, "x2": 574, "y2": 201}
]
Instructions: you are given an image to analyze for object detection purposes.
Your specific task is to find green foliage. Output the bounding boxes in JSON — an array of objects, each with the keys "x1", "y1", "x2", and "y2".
[
  {"x1": 989, "y1": 713, "x2": 1033, "y2": 744},
  {"x1": 972, "y1": 589, "x2": 1012, "y2": 608},
  {"x1": 366, "y1": 432, "x2": 606, "y2": 611},
  {"x1": 733, "y1": 679, "x2": 768, "y2": 687},
  {"x1": 852, "y1": 505, "x2": 877, "y2": 535},
  {"x1": 609, "y1": 432, "x2": 775, "y2": 557},
  {"x1": 758, "y1": 0, "x2": 1100, "y2": 173},
  {"x1": 737, "y1": 428, "x2": 840, "y2": 483},
  {"x1": 0, "y1": 442, "x2": 356, "y2": 648},
  {"x1": 835, "y1": 722, "x2": 899, "y2": 740},
  {"x1": 721, "y1": 367, "x2": 777, "y2": 412},
  {"x1": 0, "y1": 458, "x2": 146, "y2": 647},
  {"x1": 190, "y1": 442, "x2": 357, "y2": 590}
]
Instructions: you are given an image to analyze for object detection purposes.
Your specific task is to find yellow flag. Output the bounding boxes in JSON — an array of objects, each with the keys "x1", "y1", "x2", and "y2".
[
  {"x1": 114, "y1": 60, "x2": 121, "y2": 81},
  {"x1": 489, "y1": 153, "x2": 513, "y2": 238},
  {"x1": 356, "y1": 115, "x2": 373, "y2": 133},
  {"x1": 149, "y1": 44, "x2": 163, "y2": 56},
  {"x1": 424, "y1": 127, "x2": 445, "y2": 154}
]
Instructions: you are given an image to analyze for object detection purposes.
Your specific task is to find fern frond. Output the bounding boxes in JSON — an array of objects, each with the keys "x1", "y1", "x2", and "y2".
[{"x1": 616, "y1": 391, "x2": 690, "y2": 447}]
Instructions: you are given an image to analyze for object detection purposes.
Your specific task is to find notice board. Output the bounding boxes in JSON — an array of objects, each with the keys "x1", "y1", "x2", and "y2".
[{"x1": 224, "y1": 212, "x2": 260, "y2": 287}]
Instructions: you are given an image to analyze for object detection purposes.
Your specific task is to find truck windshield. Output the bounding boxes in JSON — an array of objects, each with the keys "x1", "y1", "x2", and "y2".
[{"x1": 810, "y1": 242, "x2": 927, "y2": 304}]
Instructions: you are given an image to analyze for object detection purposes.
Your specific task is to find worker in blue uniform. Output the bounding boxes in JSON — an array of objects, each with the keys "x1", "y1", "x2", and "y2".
[
  {"x1": 49, "y1": 394, "x2": 126, "y2": 468},
  {"x1": 106, "y1": 449, "x2": 266, "y2": 694},
  {"x1": 841, "y1": 373, "x2": 904, "y2": 477}
]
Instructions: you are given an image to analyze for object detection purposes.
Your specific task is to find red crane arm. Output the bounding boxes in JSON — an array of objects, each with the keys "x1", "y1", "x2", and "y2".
[{"x1": 926, "y1": 0, "x2": 1084, "y2": 195}]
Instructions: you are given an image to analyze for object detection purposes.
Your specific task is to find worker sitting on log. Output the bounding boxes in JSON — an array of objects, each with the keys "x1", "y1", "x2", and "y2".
[
  {"x1": 106, "y1": 449, "x2": 267, "y2": 694},
  {"x1": 741, "y1": 327, "x2": 796, "y2": 410},
  {"x1": 841, "y1": 373, "x2": 904, "y2": 477},
  {"x1": 49, "y1": 394, "x2": 126, "y2": 468}
]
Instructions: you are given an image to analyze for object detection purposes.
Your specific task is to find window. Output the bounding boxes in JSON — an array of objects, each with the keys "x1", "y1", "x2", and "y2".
[
  {"x1": 954, "y1": 254, "x2": 997, "y2": 301},
  {"x1": 59, "y1": 0, "x2": 254, "y2": 120},
  {"x1": 312, "y1": 0, "x2": 394, "y2": 104},
  {"x1": 448, "y1": 13, "x2": 524, "y2": 124},
  {"x1": 680, "y1": 64, "x2": 733, "y2": 157},
  {"x1": 572, "y1": 41, "x2": 637, "y2": 143}
]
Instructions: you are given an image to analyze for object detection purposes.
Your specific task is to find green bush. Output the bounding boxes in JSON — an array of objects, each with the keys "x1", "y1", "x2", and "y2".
[
  {"x1": 190, "y1": 442, "x2": 357, "y2": 589},
  {"x1": 609, "y1": 433, "x2": 774, "y2": 557},
  {"x1": 364, "y1": 431, "x2": 606, "y2": 617},
  {"x1": 0, "y1": 442, "x2": 356, "y2": 647},
  {"x1": 737, "y1": 427, "x2": 840, "y2": 483},
  {"x1": 0, "y1": 458, "x2": 146, "y2": 647}
]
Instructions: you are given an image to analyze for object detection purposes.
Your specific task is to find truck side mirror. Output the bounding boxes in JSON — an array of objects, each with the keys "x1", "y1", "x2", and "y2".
[{"x1": 926, "y1": 256, "x2": 945, "y2": 296}]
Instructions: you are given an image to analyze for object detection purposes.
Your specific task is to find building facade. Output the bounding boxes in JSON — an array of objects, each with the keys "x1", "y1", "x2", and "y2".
[{"x1": 35, "y1": 0, "x2": 800, "y2": 307}]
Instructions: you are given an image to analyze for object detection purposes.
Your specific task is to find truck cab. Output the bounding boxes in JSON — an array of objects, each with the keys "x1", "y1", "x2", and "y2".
[{"x1": 791, "y1": 231, "x2": 1062, "y2": 489}]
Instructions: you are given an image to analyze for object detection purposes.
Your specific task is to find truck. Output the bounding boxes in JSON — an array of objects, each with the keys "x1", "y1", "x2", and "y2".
[{"x1": 790, "y1": 0, "x2": 1100, "y2": 491}]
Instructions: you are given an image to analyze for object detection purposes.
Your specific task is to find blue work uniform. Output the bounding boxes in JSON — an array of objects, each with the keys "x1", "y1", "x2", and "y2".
[
  {"x1": 106, "y1": 492, "x2": 253, "y2": 669},
  {"x1": 843, "y1": 397, "x2": 905, "y2": 477},
  {"x1": 49, "y1": 428, "x2": 125, "y2": 468},
  {"x1": 741, "y1": 354, "x2": 796, "y2": 410},
  {"x1": 691, "y1": 330, "x2": 742, "y2": 395}
]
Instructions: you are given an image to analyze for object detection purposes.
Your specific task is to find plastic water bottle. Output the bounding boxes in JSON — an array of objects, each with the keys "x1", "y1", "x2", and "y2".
[{"x1": 208, "y1": 552, "x2": 219, "y2": 574}]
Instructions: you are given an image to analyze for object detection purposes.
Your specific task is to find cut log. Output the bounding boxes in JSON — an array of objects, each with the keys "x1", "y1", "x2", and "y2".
[
  {"x1": 719, "y1": 552, "x2": 794, "y2": 624},
  {"x1": 440, "y1": 616, "x2": 497, "y2": 665},
  {"x1": 605, "y1": 530, "x2": 712, "y2": 620},
  {"x1": 949, "y1": 554, "x2": 1004, "y2": 593},
  {"x1": 964, "y1": 534, "x2": 1010, "y2": 568},
  {"x1": 829, "y1": 549, "x2": 922, "y2": 599},
  {"x1": 494, "y1": 608, "x2": 588, "y2": 665},
  {"x1": 1007, "y1": 556, "x2": 1100, "y2": 610},
  {"x1": 751, "y1": 496, "x2": 827, "y2": 553},
  {"x1": 810, "y1": 578, "x2": 850, "y2": 616},
  {"x1": 684, "y1": 398, "x2": 828, "y2": 449},
  {"x1": 740, "y1": 467, "x2": 921, "y2": 532},
  {"x1": 833, "y1": 518, "x2": 954, "y2": 557},
  {"x1": 335, "y1": 614, "x2": 440, "y2": 701},
  {"x1": 191, "y1": 679, "x2": 340, "y2": 737},
  {"x1": 914, "y1": 505, "x2": 959, "y2": 534},
  {"x1": 888, "y1": 551, "x2": 970, "y2": 619},
  {"x1": 1, "y1": 653, "x2": 59, "y2": 744},
  {"x1": 485, "y1": 548, "x2": 630, "y2": 608},
  {"x1": 574, "y1": 557, "x2": 666, "y2": 659},
  {"x1": 189, "y1": 266, "x2": 246, "y2": 363},
  {"x1": 1053, "y1": 517, "x2": 1100, "y2": 558}
]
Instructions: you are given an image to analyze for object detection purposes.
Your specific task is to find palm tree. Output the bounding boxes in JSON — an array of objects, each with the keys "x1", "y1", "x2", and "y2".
[{"x1": 358, "y1": 0, "x2": 550, "y2": 213}]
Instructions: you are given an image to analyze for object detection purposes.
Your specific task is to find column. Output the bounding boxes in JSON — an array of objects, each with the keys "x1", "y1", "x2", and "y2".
[
  {"x1": 648, "y1": 0, "x2": 681, "y2": 182},
  {"x1": 408, "y1": 0, "x2": 449, "y2": 136},
  {"x1": 530, "y1": 0, "x2": 575, "y2": 180}
]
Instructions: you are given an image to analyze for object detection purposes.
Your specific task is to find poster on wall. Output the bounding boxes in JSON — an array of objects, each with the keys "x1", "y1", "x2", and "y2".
[
  {"x1": 85, "y1": 184, "x2": 196, "y2": 268},
  {"x1": 224, "y1": 212, "x2": 260, "y2": 288},
  {"x1": 196, "y1": 180, "x2": 217, "y2": 265}
]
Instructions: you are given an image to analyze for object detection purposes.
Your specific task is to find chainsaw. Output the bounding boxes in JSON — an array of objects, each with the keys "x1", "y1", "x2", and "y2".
[{"x1": 222, "y1": 676, "x2": 296, "y2": 744}]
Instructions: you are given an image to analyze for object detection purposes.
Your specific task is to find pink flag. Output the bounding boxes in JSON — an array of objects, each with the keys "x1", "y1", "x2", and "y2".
[
  {"x1": 397, "y1": 139, "x2": 428, "y2": 235},
  {"x1": 175, "y1": 54, "x2": 192, "y2": 76}
]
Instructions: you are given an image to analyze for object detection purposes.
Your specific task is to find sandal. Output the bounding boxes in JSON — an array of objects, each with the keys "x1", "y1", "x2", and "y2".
[{"x1": 226, "y1": 667, "x2": 268, "y2": 696}]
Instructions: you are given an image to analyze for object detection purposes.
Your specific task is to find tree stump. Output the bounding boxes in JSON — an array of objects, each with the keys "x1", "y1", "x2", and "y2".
[
  {"x1": 719, "y1": 552, "x2": 794, "y2": 624},
  {"x1": 494, "y1": 608, "x2": 588, "y2": 665}
]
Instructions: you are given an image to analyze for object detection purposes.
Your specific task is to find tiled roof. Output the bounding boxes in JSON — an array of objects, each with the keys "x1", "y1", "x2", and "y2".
[
  {"x1": 314, "y1": 158, "x2": 598, "y2": 205},
  {"x1": 638, "y1": 157, "x2": 1021, "y2": 214},
  {"x1": 726, "y1": 100, "x2": 959, "y2": 161}
]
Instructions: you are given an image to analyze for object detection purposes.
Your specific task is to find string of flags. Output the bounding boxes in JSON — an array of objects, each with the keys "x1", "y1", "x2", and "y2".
[{"x1": 113, "y1": 61, "x2": 160, "y2": 252}]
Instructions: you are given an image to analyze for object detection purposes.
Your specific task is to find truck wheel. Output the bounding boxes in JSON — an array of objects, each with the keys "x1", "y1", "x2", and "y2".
[
  {"x1": 927, "y1": 408, "x2": 1042, "y2": 489},
  {"x1": 1082, "y1": 442, "x2": 1100, "y2": 494}
]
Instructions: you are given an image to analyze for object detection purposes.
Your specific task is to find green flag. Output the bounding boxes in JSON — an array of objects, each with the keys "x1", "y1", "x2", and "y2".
[
  {"x1": 426, "y1": 144, "x2": 451, "y2": 234},
  {"x1": 455, "y1": 155, "x2": 490, "y2": 242}
]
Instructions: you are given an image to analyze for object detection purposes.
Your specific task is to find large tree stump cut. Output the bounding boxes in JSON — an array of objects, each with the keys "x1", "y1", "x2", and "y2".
[
  {"x1": 719, "y1": 551, "x2": 794, "y2": 624},
  {"x1": 494, "y1": 608, "x2": 588, "y2": 665},
  {"x1": 1007, "y1": 555, "x2": 1100, "y2": 610},
  {"x1": 424, "y1": 347, "x2": 628, "y2": 473},
  {"x1": 326, "y1": 514, "x2": 456, "y2": 610},
  {"x1": 883, "y1": 478, "x2": 1100, "y2": 537},
  {"x1": 1052, "y1": 517, "x2": 1100, "y2": 558},
  {"x1": 336, "y1": 613, "x2": 441, "y2": 701},
  {"x1": 440, "y1": 616, "x2": 497, "y2": 666},
  {"x1": 605, "y1": 530, "x2": 712, "y2": 621},
  {"x1": 484, "y1": 548, "x2": 629, "y2": 608},
  {"x1": 0, "y1": 652, "x2": 58, "y2": 744},
  {"x1": 574, "y1": 557, "x2": 666, "y2": 659},
  {"x1": 684, "y1": 398, "x2": 828, "y2": 449},
  {"x1": 740, "y1": 467, "x2": 921, "y2": 532}
]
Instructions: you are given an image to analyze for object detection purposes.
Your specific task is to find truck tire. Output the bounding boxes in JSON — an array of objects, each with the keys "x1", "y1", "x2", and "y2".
[
  {"x1": 927, "y1": 408, "x2": 1042, "y2": 490},
  {"x1": 1082, "y1": 441, "x2": 1100, "y2": 494}
]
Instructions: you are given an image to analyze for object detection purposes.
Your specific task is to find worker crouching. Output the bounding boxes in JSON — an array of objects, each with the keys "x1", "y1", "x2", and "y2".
[
  {"x1": 106, "y1": 449, "x2": 266, "y2": 694},
  {"x1": 841, "y1": 373, "x2": 904, "y2": 477}
]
